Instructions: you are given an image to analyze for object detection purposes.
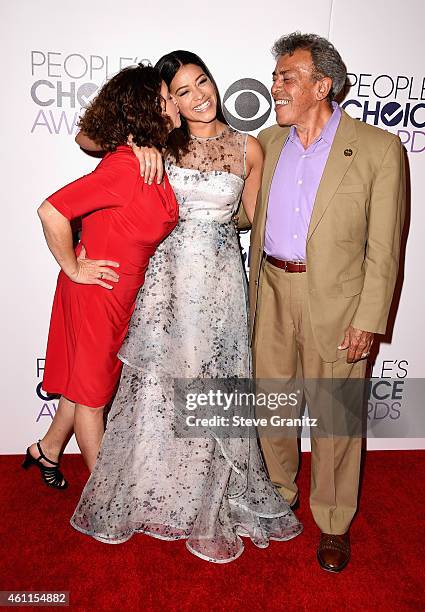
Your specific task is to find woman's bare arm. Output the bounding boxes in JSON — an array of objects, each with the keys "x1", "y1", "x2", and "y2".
[
  {"x1": 38, "y1": 200, "x2": 119, "y2": 289},
  {"x1": 240, "y1": 135, "x2": 264, "y2": 224},
  {"x1": 76, "y1": 131, "x2": 164, "y2": 184}
]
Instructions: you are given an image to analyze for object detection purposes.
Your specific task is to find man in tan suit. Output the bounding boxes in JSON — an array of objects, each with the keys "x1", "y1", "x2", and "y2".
[{"x1": 249, "y1": 33, "x2": 406, "y2": 571}]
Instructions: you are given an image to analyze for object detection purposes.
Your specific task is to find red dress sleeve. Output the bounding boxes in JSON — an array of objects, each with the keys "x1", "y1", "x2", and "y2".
[{"x1": 47, "y1": 147, "x2": 139, "y2": 220}]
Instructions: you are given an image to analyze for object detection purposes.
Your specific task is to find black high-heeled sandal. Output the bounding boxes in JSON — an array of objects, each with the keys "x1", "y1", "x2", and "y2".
[{"x1": 22, "y1": 441, "x2": 68, "y2": 490}]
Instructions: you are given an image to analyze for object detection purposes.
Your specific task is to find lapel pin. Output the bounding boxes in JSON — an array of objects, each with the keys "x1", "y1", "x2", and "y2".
[{"x1": 344, "y1": 148, "x2": 353, "y2": 157}]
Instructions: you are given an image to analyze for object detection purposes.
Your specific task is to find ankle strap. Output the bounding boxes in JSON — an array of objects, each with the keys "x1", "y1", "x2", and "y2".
[{"x1": 36, "y1": 441, "x2": 58, "y2": 466}]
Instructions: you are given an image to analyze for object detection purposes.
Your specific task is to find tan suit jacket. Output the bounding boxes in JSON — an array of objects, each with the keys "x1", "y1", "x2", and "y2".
[{"x1": 249, "y1": 109, "x2": 406, "y2": 362}]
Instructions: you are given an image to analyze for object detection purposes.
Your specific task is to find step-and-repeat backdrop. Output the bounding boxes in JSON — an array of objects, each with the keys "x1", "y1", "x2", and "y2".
[{"x1": 1, "y1": 0, "x2": 423, "y2": 453}]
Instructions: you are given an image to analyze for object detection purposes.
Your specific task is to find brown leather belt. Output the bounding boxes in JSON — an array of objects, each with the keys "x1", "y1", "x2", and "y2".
[{"x1": 264, "y1": 253, "x2": 306, "y2": 272}]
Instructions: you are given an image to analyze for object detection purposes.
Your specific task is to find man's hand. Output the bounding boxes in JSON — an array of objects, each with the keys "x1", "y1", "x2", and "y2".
[
  {"x1": 127, "y1": 135, "x2": 163, "y2": 184},
  {"x1": 338, "y1": 325, "x2": 374, "y2": 363}
]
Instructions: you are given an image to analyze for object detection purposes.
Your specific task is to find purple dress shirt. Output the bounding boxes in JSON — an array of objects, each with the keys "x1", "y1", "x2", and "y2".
[{"x1": 264, "y1": 102, "x2": 341, "y2": 261}]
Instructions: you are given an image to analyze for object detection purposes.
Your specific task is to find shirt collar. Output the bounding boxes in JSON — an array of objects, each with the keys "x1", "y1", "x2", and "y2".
[{"x1": 288, "y1": 102, "x2": 341, "y2": 146}]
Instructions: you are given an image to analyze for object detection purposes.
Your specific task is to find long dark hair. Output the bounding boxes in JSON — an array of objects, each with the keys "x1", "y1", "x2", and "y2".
[
  {"x1": 155, "y1": 50, "x2": 227, "y2": 161},
  {"x1": 78, "y1": 64, "x2": 170, "y2": 152}
]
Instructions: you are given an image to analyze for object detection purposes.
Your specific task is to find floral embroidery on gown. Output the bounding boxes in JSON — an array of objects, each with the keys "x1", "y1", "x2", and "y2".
[{"x1": 70, "y1": 126, "x2": 302, "y2": 563}]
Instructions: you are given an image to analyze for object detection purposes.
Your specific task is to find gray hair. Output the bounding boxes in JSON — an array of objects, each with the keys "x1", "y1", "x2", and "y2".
[{"x1": 272, "y1": 32, "x2": 347, "y2": 100}]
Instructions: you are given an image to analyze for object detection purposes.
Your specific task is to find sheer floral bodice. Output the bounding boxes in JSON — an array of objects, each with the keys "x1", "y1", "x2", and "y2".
[
  {"x1": 171, "y1": 126, "x2": 246, "y2": 176},
  {"x1": 165, "y1": 127, "x2": 246, "y2": 223}
]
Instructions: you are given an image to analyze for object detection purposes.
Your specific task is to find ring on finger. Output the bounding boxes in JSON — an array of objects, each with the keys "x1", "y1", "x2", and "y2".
[{"x1": 99, "y1": 272, "x2": 103, "y2": 279}]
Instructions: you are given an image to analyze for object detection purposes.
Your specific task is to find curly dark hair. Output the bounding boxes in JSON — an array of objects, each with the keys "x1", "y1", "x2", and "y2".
[
  {"x1": 78, "y1": 64, "x2": 171, "y2": 152},
  {"x1": 155, "y1": 50, "x2": 227, "y2": 161}
]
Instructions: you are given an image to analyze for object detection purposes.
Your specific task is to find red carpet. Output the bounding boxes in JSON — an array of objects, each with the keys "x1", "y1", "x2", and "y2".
[{"x1": 1, "y1": 451, "x2": 424, "y2": 611}]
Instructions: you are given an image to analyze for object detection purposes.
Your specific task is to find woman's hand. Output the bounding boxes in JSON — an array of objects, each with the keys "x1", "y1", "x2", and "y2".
[
  {"x1": 128, "y1": 135, "x2": 164, "y2": 184},
  {"x1": 68, "y1": 245, "x2": 120, "y2": 290}
]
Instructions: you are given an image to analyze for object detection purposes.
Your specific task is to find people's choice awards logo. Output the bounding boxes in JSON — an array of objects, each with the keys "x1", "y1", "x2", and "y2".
[
  {"x1": 29, "y1": 51, "x2": 149, "y2": 135},
  {"x1": 342, "y1": 72, "x2": 425, "y2": 153},
  {"x1": 223, "y1": 78, "x2": 272, "y2": 131}
]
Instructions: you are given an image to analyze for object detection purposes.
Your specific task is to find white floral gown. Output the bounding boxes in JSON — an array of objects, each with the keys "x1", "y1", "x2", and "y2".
[{"x1": 71, "y1": 127, "x2": 302, "y2": 563}]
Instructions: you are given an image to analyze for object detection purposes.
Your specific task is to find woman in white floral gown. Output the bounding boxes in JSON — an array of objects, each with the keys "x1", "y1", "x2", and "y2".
[{"x1": 71, "y1": 51, "x2": 302, "y2": 563}]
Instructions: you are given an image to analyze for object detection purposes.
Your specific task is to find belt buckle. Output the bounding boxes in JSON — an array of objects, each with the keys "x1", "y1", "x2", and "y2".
[{"x1": 288, "y1": 260, "x2": 305, "y2": 272}]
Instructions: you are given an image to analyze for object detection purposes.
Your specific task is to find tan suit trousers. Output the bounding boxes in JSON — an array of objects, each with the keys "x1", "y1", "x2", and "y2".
[{"x1": 253, "y1": 260, "x2": 366, "y2": 534}]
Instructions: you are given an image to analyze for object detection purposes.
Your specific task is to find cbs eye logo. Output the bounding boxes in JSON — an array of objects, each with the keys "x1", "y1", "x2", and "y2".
[{"x1": 223, "y1": 78, "x2": 272, "y2": 131}]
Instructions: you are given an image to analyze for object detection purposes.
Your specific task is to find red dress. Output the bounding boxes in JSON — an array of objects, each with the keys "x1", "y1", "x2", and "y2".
[{"x1": 42, "y1": 146, "x2": 178, "y2": 408}]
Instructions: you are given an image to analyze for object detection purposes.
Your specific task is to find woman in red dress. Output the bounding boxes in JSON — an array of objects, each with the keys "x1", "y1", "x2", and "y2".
[{"x1": 23, "y1": 64, "x2": 180, "y2": 488}]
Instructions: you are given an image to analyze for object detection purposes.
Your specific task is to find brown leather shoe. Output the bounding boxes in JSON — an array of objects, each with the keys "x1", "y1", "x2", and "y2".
[{"x1": 317, "y1": 532, "x2": 350, "y2": 572}]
